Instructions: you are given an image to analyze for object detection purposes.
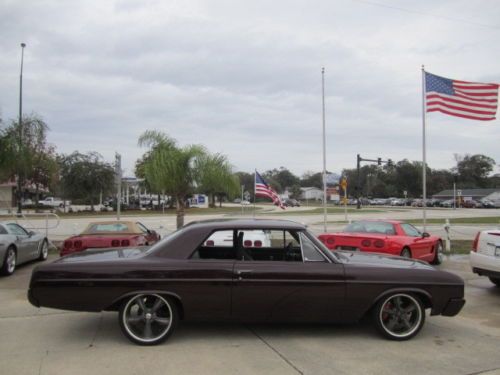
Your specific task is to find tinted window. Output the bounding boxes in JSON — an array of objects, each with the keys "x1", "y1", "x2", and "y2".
[
  {"x1": 344, "y1": 221, "x2": 396, "y2": 235},
  {"x1": 300, "y1": 233, "x2": 327, "y2": 262},
  {"x1": 0, "y1": 225, "x2": 7, "y2": 235},
  {"x1": 400, "y1": 223, "x2": 421, "y2": 237},
  {"x1": 6, "y1": 223, "x2": 28, "y2": 236}
]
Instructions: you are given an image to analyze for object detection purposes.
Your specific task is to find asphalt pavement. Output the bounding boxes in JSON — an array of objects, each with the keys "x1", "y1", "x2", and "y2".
[{"x1": 1, "y1": 253, "x2": 500, "y2": 375}]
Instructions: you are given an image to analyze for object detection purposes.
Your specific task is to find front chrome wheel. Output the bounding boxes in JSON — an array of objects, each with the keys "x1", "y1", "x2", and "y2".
[
  {"x1": 119, "y1": 294, "x2": 178, "y2": 345},
  {"x1": 374, "y1": 293, "x2": 425, "y2": 340},
  {"x1": 432, "y1": 242, "x2": 443, "y2": 265}
]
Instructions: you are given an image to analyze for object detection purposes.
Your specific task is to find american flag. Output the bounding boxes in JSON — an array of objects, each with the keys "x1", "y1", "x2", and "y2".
[
  {"x1": 255, "y1": 171, "x2": 285, "y2": 209},
  {"x1": 425, "y1": 72, "x2": 498, "y2": 121}
]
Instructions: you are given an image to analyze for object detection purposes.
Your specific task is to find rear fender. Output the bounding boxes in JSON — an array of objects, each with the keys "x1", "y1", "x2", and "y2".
[{"x1": 105, "y1": 289, "x2": 183, "y2": 311}]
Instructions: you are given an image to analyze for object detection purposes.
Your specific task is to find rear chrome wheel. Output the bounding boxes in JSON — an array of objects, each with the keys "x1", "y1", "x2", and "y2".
[
  {"x1": 1, "y1": 247, "x2": 16, "y2": 276},
  {"x1": 39, "y1": 240, "x2": 49, "y2": 261},
  {"x1": 119, "y1": 294, "x2": 178, "y2": 345},
  {"x1": 431, "y1": 241, "x2": 443, "y2": 265},
  {"x1": 373, "y1": 293, "x2": 425, "y2": 340}
]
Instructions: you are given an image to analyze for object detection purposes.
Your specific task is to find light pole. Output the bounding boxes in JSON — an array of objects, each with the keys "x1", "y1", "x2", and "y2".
[{"x1": 17, "y1": 42, "x2": 26, "y2": 214}]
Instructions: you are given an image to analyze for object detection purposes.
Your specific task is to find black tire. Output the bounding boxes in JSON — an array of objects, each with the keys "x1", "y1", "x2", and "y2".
[
  {"x1": 373, "y1": 293, "x2": 425, "y2": 341},
  {"x1": 489, "y1": 277, "x2": 500, "y2": 287},
  {"x1": 431, "y1": 241, "x2": 443, "y2": 265},
  {"x1": 1, "y1": 246, "x2": 17, "y2": 276},
  {"x1": 38, "y1": 240, "x2": 49, "y2": 261},
  {"x1": 400, "y1": 247, "x2": 412, "y2": 259},
  {"x1": 119, "y1": 294, "x2": 178, "y2": 345}
]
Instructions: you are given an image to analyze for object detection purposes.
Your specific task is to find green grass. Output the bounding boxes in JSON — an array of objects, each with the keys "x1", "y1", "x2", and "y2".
[
  {"x1": 449, "y1": 240, "x2": 472, "y2": 254},
  {"x1": 405, "y1": 217, "x2": 500, "y2": 225},
  {"x1": 271, "y1": 207, "x2": 385, "y2": 215}
]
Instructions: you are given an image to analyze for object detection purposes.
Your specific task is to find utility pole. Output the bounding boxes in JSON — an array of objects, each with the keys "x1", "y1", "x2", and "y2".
[
  {"x1": 115, "y1": 153, "x2": 122, "y2": 220},
  {"x1": 356, "y1": 154, "x2": 393, "y2": 209},
  {"x1": 17, "y1": 43, "x2": 26, "y2": 214}
]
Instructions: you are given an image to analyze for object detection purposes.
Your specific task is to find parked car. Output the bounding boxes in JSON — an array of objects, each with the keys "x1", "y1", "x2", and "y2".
[
  {"x1": 462, "y1": 199, "x2": 482, "y2": 208},
  {"x1": 283, "y1": 198, "x2": 300, "y2": 207},
  {"x1": 440, "y1": 199, "x2": 454, "y2": 208},
  {"x1": 318, "y1": 220, "x2": 443, "y2": 264},
  {"x1": 61, "y1": 221, "x2": 161, "y2": 256},
  {"x1": 29, "y1": 219, "x2": 465, "y2": 345},
  {"x1": 0, "y1": 222, "x2": 48, "y2": 276},
  {"x1": 470, "y1": 229, "x2": 500, "y2": 286},
  {"x1": 39, "y1": 197, "x2": 71, "y2": 208},
  {"x1": 480, "y1": 199, "x2": 496, "y2": 209}
]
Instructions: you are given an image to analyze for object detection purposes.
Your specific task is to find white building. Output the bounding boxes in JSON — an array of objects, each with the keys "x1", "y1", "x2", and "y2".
[{"x1": 300, "y1": 187, "x2": 323, "y2": 201}]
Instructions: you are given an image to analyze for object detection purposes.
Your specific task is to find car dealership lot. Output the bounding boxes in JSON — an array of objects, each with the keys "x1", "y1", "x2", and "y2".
[{"x1": 1, "y1": 253, "x2": 500, "y2": 375}]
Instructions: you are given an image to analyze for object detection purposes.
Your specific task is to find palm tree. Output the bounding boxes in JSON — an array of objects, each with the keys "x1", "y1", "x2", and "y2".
[
  {"x1": 138, "y1": 131, "x2": 205, "y2": 228},
  {"x1": 196, "y1": 153, "x2": 240, "y2": 207}
]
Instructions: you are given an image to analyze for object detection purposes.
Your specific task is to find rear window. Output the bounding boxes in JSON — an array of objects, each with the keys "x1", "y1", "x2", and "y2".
[
  {"x1": 344, "y1": 221, "x2": 396, "y2": 235},
  {"x1": 86, "y1": 223, "x2": 130, "y2": 233}
]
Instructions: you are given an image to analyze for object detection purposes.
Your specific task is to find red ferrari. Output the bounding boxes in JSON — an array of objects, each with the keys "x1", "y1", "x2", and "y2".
[
  {"x1": 318, "y1": 220, "x2": 443, "y2": 264},
  {"x1": 61, "y1": 221, "x2": 161, "y2": 256}
]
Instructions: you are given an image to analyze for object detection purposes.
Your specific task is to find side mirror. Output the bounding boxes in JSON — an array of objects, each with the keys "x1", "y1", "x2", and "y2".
[{"x1": 422, "y1": 232, "x2": 430, "y2": 238}]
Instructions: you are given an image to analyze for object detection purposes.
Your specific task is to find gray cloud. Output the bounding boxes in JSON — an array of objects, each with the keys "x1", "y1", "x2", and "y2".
[{"x1": 1, "y1": 0, "x2": 499, "y2": 179}]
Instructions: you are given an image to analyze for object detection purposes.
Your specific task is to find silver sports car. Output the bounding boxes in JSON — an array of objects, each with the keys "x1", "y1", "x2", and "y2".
[{"x1": 0, "y1": 221, "x2": 49, "y2": 276}]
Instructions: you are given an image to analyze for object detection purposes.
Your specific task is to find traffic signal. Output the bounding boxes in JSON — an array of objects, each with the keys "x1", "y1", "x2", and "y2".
[
  {"x1": 377, "y1": 157, "x2": 382, "y2": 165},
  {"x1": 387, "y1": 159, "x2": 393, "y2": 167}
]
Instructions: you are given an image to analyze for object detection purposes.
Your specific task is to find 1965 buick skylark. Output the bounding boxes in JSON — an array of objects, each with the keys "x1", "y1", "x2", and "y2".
[{"x1": 28, "y1": 219, "x2": 465, "y2": 345}]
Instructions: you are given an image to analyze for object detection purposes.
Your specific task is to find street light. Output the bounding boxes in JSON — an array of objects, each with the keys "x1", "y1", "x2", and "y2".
[{"x1": 17, "y1": 42, "x2": 26, "y2": 214}]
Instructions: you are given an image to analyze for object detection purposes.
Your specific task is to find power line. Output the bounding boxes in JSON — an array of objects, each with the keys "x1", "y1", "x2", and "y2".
[{"x1": 351, "y1": 0, "x2": 500, "y2": 30}]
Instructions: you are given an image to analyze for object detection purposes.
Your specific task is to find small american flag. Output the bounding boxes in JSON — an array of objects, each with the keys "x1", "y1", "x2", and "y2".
[
  {"x1": 255, "y1": 171, "x2": 285, "y2": 209},
  {"x1": 425, "y1": 72, "x2": 498, "y2": 121}
]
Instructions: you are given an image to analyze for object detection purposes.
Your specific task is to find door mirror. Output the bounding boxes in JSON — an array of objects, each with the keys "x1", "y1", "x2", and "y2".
[{"x1": 422, "y1": 232, "x2": 430, "y2": 238}]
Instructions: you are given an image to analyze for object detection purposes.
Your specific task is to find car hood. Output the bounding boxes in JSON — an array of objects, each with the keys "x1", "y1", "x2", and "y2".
[
  {"x1": 56, "y1": 247, "x2": 150, "y2": 263},
  {"x1": 335, "y1": 250, "x2": 435, "y2": 270}
]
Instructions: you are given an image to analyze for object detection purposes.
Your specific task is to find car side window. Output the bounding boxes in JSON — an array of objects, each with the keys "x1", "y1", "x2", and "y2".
[
  {"x1": 300, "y1": 233, "x2": 328, "y2": 262},
  {"x1": 136, "y1": 222, "x2": 149, "y2": 233},
  {"x1": 236, "y1": 229, "x2": 302, "y2": 262},
  {"x1": 6, "y1": 223, "x2": 28, "y2": 236},
  {"x1": 190, "y1": 230, "x2": 236, "y2": 260},
  {"x1": 401, "y1": 223, "x2": 421, "y2": 237},
  {"x1": 0, "y1": 225, "x2": 7, "y2": 234}
]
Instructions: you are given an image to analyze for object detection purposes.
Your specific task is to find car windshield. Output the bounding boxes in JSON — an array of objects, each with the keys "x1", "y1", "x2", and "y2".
[
  {"x1": 344, "y1": 221, "x2": 396, "y2": 235},
  {"x1": 85, "y1": 223, "x2": 131, "y2": 233}
]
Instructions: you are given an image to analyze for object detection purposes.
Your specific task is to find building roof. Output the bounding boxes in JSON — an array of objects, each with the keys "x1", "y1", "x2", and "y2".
[{"x1": 433, "y1": 188, "x2": 500, "y2": 198}]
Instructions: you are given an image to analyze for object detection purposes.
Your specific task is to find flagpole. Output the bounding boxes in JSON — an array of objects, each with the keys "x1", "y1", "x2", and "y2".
[
  {"x1": 253, "y1": 169, "x2": 256, "y2": 218},
  {"x1": 321, "y1": 67, "x2": 327, "y2": 233},
  {"x1": 421, "y1": 65, "x2": 427, "y2": 232}
]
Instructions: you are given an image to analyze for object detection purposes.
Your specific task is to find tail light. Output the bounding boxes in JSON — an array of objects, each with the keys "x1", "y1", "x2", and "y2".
[
  {"x1": 64, "y1": 240, "x2": 73, "y2": 249},
  {"x1": 121, "y1": 239, "x2": 130, "y2": 246},
  {"x1": 254, "y1": 240, "x2": 262, "y2": 247},
  {"x1": 74, "y1": 240, "x2": 82, "y2": 249},
  {"x1": 361, "y1": 239, "x2": 371, "y2": 247},
  {"x1": 374, "y1": 239, "x2": 385, "y2": 248},
  {"x1": 472, "y1": 232, "x2": 480, "y2": 252},
  {"x1": 205, "y1": 240, "x2": 214, "y2": 246},
  {"x1": 111, "y1": 240, "x2": 120, "y2": 247},
  {"x1": 244, "y1": 240, "x2": 252, "y2": 247}
]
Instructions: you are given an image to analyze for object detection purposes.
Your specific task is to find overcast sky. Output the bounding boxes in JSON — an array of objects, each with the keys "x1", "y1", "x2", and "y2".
[{"x1": 1, "y1": 0, "x2": 499, "y2": 177}]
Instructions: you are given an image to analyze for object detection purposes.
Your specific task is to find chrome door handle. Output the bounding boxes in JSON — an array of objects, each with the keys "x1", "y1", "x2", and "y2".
[{"x1": 236, "y1": 269, "x2": 252, "y2": 280}]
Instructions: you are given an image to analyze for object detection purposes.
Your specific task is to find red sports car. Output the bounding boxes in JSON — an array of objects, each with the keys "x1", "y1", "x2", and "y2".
[
  {"x1": 61, "y1": 221, "x2": 161, "y2": 256},
  {"x1": 318, "y1": 220, "x2": 443, "y2": 264}
]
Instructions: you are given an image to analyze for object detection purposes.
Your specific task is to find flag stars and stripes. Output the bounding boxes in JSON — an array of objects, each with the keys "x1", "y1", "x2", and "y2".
[
  {"x1": 425, "y1": 72, "x2": 499, "y2": 121},
  {"x1": 255, "y1": 171, "x2": 285, "y2": 209}
]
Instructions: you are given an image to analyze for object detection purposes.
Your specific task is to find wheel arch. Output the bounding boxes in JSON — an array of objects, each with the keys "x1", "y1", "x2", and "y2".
[
  {"x1": 401, "y1": 246, "x2": 412, "y2": 257},
  {"x1": 365, "y1": 287, "x2": 433, "y2": 317},
  {"x1": 104, "y1": 290, "x2": 185, "y2": 319}
]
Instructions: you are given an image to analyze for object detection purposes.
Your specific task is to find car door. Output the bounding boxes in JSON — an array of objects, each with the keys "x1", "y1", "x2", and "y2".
[
  {"x1": 5, "y1": 223, "x2": 37, "y2": 263},
  {"x1": 400, "y1": 223, "x2": 432, "y2": 259},
  {"x1": 232, "y1": 229, "x2": 345, "y2": 322}
]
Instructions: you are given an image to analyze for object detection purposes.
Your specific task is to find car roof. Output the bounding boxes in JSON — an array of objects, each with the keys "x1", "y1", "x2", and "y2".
[{"x1": 183, "y1": 218, "x2": 306, "y2": 231}]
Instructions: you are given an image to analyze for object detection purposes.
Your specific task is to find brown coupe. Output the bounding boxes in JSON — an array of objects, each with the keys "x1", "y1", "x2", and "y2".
[{"x1": 28, "y1": 219, "x2": 465, "y2": 345}]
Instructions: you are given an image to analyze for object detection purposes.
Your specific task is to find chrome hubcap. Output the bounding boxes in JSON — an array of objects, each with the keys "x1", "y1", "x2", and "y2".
[
  {"x1": 7, "y1": 250, "x2": 16, "y2": 273},
  {"x1": 437, "y1": 243, "x2": 443, "y2": 262},
  {"x1": 123, "y1": 294, "x2": 172, "y2": 343},
  {"x1": 380, "y1": 294, "x2": 421, "y2": 338},
  {"x1": 42, "y1": 242, "x2": 48, "y2": 258}
]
